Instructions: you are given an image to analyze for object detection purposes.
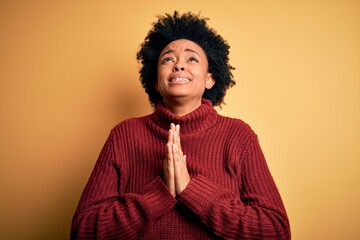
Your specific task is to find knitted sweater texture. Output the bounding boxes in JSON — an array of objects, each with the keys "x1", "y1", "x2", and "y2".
[{"x1": 71, "y1": 99, "x2": 290, "y2": 239}]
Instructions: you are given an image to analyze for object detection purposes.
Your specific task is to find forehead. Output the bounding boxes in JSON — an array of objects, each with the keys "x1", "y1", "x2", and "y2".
[{"x1": 160, "y1": 39, "x2": 206, "y2": 56}]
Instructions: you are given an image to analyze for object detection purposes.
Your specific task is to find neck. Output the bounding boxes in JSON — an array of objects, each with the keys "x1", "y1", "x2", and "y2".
[
  {"x1": 152, "y1": 98, "x2": 217, "y2": 134},
  {"x1": 163, "y1": 98, "x2": 202, "y2": 116}
]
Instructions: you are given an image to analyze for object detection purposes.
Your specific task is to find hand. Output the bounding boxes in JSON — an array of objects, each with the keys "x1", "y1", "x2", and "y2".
[
  {"x1": 164, "y1": 124, "x2": 176, "y2": 197},
  {"x1": 164, "y1": 123, "x2": 190, "y2": 197}
]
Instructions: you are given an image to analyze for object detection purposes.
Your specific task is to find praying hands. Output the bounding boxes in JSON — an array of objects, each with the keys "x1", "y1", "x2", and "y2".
[{"x1": 163, "y1": 123, "x2": 190, "y2": 197}]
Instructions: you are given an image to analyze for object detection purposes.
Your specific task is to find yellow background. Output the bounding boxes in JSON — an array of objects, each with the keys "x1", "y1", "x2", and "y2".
[{"x1": 1, "y1": 0, "x2": 359, "y2": 239}]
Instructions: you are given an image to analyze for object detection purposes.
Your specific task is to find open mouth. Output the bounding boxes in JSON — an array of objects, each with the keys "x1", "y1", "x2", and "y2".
[{"x1": 169, "y1": 77, "x2": 190, "y2": 83}]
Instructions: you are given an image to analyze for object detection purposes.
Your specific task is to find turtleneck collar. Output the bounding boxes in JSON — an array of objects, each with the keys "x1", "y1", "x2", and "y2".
[{"x1": 150, "y1": 98, "x2": 218, "y2": 135}]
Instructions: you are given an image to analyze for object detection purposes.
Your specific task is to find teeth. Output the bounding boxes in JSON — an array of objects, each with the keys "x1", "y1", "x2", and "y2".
[{"x1": 170, "y1": 77, "x2": 190, "y2": 82}]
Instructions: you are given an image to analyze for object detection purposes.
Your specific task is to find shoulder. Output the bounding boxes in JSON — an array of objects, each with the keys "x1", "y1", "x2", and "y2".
[
  {"x1": 110, "y1": 113, "x2": 152, "y2": 136},
  {"x1": 217, "y1": 114, "x2": 256, "y2": 137}
]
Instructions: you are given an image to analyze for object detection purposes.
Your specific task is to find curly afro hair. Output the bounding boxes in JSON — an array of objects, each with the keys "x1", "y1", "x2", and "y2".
[{"x1": 136, "y1": 11, "x2": 235, "y2": 107}]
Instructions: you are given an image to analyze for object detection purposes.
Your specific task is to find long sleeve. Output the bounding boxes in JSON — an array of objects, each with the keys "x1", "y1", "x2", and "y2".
[
  {"x1": 70, "y1": 131, "x2": 177, "y2": 240},
  {"x1": 177, "y1": 134, "x2": 291, "y2": 239},
  {"x1": 71, "y1": 99, "x2": 290, "y2": 239}
]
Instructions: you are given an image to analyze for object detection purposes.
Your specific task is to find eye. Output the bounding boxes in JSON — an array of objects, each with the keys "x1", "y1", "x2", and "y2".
[
  {"x1": 161, "y1": 57, "x2": 174, "y2": 64},
  {"x1": 187, "y1": 57, "x2": 199, "y2": 63}
]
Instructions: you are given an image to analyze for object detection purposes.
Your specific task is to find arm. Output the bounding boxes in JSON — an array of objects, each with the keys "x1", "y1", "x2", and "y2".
[
  {"x1": 177, "y1": 134, "x2": 291, "y2": 239},
  {"x1": 71, "y1": 130, "x2": 176, "y2": 240}
]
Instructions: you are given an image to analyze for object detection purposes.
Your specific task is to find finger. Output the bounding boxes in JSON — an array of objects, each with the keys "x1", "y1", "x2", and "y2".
[
  {"x1": 168, "y1": 123, "x2": 176, "y2": 145},
  {"x1": 175, "y1": 124, "x2": 180, "y2": 143},
  {"x1": 164, "y1": 144, "x2": 173, "y2": 178},
  {"x1": 173, "y1": 130, "x2": 183, "y2": 156},
  {"x1": 164, "y1": 143, "x2": 176, "y2": 197},
  {"x1": 172, "y1": 142, "x2": 178, "y2": 160},
  {"x1": 175, "y1": 124, "x2": 180, "y2": 144},
  {"x1": 170, "y1": 123, "x2": 176, "y2": 132},
  {"x1": 168, "y1": 129, "x2": 174, "y2": 145},
  {"x1": 167, "y1": 143, "x2": 174, "y2": 162}
]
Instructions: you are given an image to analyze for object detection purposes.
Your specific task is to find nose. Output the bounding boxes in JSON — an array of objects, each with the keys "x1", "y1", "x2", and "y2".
[
  {"x1": 173, "y1": 60, "x2": 185, "y2": 72},
  {"x1": 174, "y1": 66, "x2": 185, "y2": 72}
]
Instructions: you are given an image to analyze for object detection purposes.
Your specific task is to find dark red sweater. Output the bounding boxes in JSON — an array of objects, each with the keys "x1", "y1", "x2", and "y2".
[{"x1": 71, "y1": 99, "x2": 290, "y2": 239}]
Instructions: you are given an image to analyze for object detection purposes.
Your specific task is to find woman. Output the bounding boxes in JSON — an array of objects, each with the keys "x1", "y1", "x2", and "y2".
[{"x1": 71, "y1": 11, "x2": 290, "y2": 239}]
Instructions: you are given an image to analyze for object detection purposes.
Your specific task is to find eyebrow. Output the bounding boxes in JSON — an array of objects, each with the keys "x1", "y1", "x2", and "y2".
[{"x1": 160, "y1": 48, "x2": 201, "y2": 58}]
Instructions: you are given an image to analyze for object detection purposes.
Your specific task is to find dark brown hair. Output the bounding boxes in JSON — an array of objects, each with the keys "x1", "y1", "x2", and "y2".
[{"x1": 137, "y1": 11, "x2": 235, "y2": 106}]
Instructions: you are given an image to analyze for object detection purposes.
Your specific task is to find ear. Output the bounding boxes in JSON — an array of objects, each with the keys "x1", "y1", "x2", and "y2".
[{"x1": 205, "y1": 73, "x2": 215, "y2": 89}]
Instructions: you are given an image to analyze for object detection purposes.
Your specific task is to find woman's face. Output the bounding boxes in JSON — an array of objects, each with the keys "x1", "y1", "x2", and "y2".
[{"x1": 156, "y1": 39, "x2": 215, "y2": 106}]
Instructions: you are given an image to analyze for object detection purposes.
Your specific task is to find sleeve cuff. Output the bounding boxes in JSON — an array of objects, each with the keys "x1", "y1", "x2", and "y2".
[
  {"x1": 177, "y1": 175, "x2": 222, "y2": 218},
  {"x1": 138, "y1": 176, "x2": 177, "y2": 219}
]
